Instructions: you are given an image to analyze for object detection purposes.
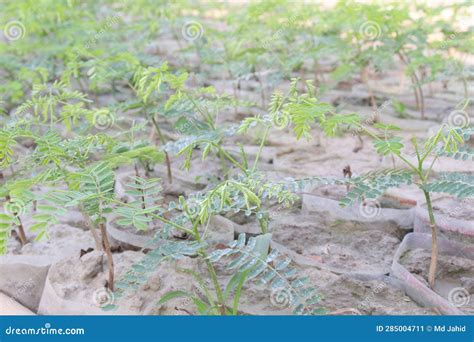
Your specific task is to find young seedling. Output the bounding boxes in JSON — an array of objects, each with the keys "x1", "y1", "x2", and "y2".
[
  {"x1": 112, "y1": 78, "x2": 361, "y2": 314},
  {"x1": 342, "y1": 121, "x2": 473, "y2": 287},
  {"x1": 132, "y1": 63, "x2": 176, "y2": 183},
  {"x1": 112, "y1": 173, "x2": 322, "y2": 315}
]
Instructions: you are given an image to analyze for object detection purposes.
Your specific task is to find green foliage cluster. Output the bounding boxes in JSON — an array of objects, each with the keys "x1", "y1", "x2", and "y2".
[{"x1": 0, "y1": 0, "x2": 472, "y2": 314}]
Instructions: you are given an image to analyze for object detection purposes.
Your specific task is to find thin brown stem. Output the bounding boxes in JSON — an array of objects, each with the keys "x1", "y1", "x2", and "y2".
[
  {"x1": 83, "y1": 210, "x2": 102, "y2": 251},
  {"x1": 164, "y1": 152, "x2": 172, "y2": 183},
  {"x1": 353, "y1": 134, "x2": 364, "y2": 153},
  {"x1": 423, "y1": 190, "x2": 438, "y2": 288},
  {"x1": 99, "y1": 221, "x2": 115, "y2": 291},
  {"x1": 16, "y1": 217, "x2": 27, "y2": 246},
  {"x1": 343, "y1": 165, "x2": 352, "y2": 192},
  {"x1": 361, "y1": 67, "x2": 378, "y2": 116},
  {"x1": 397, "y1": 52, "x2": 425, "y2": 119}
]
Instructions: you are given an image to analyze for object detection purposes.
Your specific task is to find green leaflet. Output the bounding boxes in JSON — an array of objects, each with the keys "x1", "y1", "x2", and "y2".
[
  {"x1": 373, "y1": 137, "x2": 404, "y2": 156},
  {"x1": 157, "y1": 290, "x2": 193, "y2": 306},
  {"x1": 340, "y1": 169, "x2": 413, "y2": 207},
  {"x1": 208, "y1": 233, "x2": 323, "y2": 315},
  {"x1": 424, "y1": 173, "x2": 474, "y2": 198}
]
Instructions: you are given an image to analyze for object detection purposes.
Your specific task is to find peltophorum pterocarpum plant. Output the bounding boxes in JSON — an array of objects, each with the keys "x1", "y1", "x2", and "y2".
[
  {"x1": 110, "y1": 78, "x2": 362, "y2": 315},
  {"x1": 111, "y1": 171, "x2": 324, "y2": 315},
  {"x1": 133, "y1": 61, "x2": 243, "y2": 184},
  {"x1": 1, "y1": 0, "x2": 471, "y2": 318},
  {"x1": 0, "y1": 84, "x2": 165, "y2": 291},
  {"x1": 341, "y1": 118, "x2": 473, "y2": 288}
]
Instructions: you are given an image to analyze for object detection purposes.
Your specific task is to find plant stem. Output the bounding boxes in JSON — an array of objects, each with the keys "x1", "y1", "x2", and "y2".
[
  {"x1": 106, "y1": 197, "x2": 194, "y2": 236},
  {"x1": 413, "y1": 139, "x2": 438, "y2": 288},
  {"x1": 192, "y1": 221, "x2": 226, "y2": 315},
  {"x1": 258, "y1": 216, "x2": 269, "y2": 234},
  {"x1": 252, "y1": 126, "x2": 270, "y2": 172},
  {"x1": 164, "y1": 153, "x2": 172, "y2": 183},
  {"x1": 5, "y1": 195, "x2": 27, "y2": 245},
  {"x1": 83, "y1": 209, "x2": 102, "y2": 251},
  {"x1": 204, "y1": 258, "x2": 226, "y2": 315},
  {"x1": 358, "y1": 124, "x2": 419, "y2": 173},
  {"x1": 99, "y1": 221, "x2": 115, "y2": 291},
  {"x1": 256, "y1": 73, "x2": 265, "y2": 108},
  {"x1": 422, "y1": 190, "x2": 438, "y2": 288},
  {"x1": 218, "y1": 149, "x2": 230, "y2": 180},
  {"x1": 185, "y1": 93, "x2": 215, "y2": 128},
  {"x1": 134, "y1": 164, "x2": 147, "y2": 213},
  {"x1": 16, "y1": 217, "x2": 27, "y2": 246},
  {"x1": 215, "y1": 146, "x2": 247, "y2": 174},
  {"x1": 60, "y1": 169, "x2": 102, "y2": 250},
  {"x1": 361, "y1": 66, "x2": 378, "y2": 116},
  {"x1": 461, "y1": 77, "x2": 468, "y2": 100},
  {"x1": 151, "y1": 114, "x2": 172, "y2": 183},
  {"x1": 417, "y1": 80, "x2": 425, "y2": 119},
  {"x1": 397, "y1": 52, "x2": 425, "y2": 119}
]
